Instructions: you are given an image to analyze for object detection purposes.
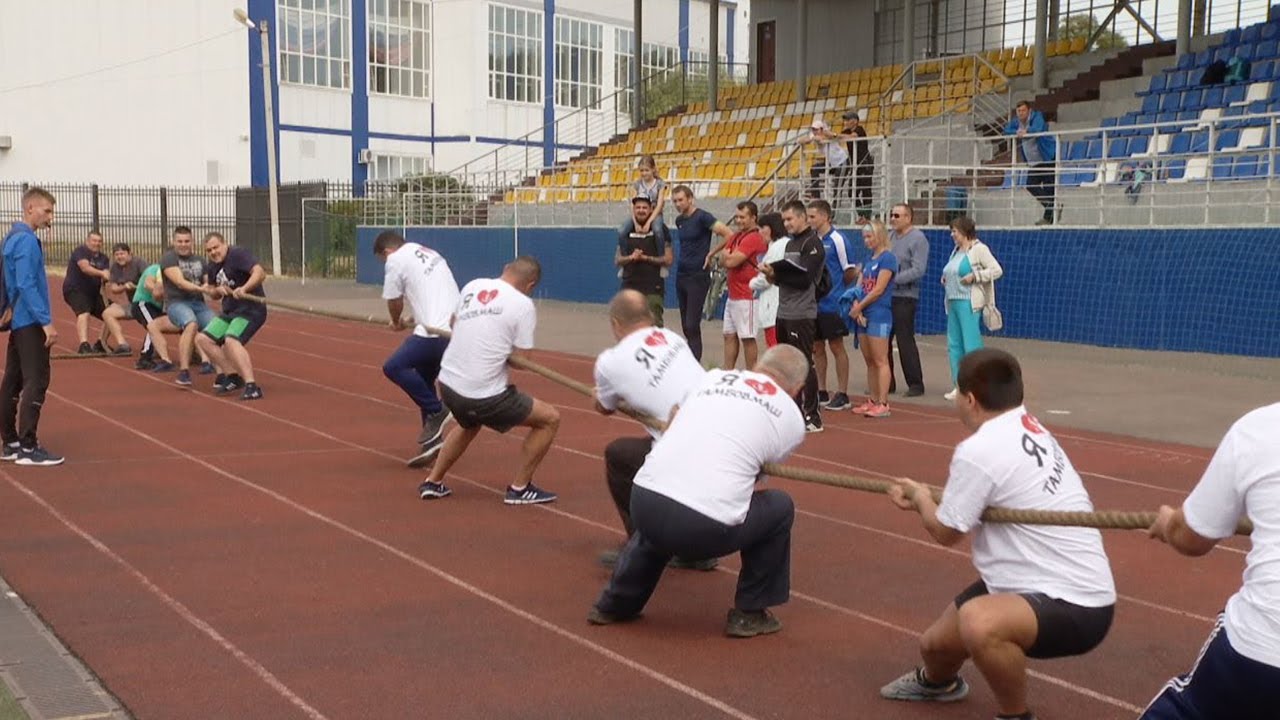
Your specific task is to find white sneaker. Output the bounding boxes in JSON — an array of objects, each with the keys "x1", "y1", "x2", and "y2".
[{"x1": 943, "y1": 388, "x2": 958, "y2": 401}]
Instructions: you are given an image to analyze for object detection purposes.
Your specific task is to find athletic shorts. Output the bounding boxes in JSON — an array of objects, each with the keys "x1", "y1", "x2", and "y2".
[
  {"x1": 131, "y1": 301, "x2": 165, "y2": 326},
  {"x1": 955, "y1": 579, "x2": 1114, "y2": 660},
  {"x1": 167, "y1": 299, "x2": 214, "y2": 330},
  {"x1": 856, "y1": 311, "x2": 893, "y2": 339},
  {"x1": 722, "y1": 298, "x2": 757, "y2": 339},
  {"x1": 815, "y1": 311, "x2": 849, "y2": 340},
  {"x1": 203, "y1": 308, "x2": 267, "y2": 346},
  {"x1": 439, "y1": 383, "x2": 533, "y2": 434},
  {"x1": 63, "y1": 288, "x2": 106, "y2": 319}
]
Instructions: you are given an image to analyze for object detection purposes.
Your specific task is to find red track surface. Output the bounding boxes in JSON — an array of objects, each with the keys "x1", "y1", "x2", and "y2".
[{"x1": 0, "y1": 300, "x2": 1244, "y2": 719}]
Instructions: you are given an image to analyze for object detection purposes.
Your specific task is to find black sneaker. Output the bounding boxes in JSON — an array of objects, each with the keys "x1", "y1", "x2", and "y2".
[
  {"x1": 818, "y1": 390, "x2": 830, "y2": 405},
  {"x1": 416, "y1": 408, "x2": 453, "y2": 446},
  {"x1": 587, "y1": 607, "x2": 640, "y2": 626},
  {"x1": 805, "y1": 418, "x2": 825, "y2": 434},
  {"x1": 175, "y1": 370, "x2": 192, "y2": 387},
  {"x1": 199, "y1": 362, "x2": 216, "y2": 375},
  {"x1": 218, "y1": 374, "x2": 246, "y2": 394},
  {"x1": 902, "y1": 387, "x2": 925, "y2": 398},
  {"x1": 135, "y1": 357, "x2": 156, "y2": 371},
  {"x1": 824, "y1": 392, "x2": 851, "y2": 411},
  {"x1": 77, "y1": 342, "x2": 93, "y2": 355},
  {"x1": 91, "y1": 341, "x2": 107, "y2": 354},
  {"x1": 406, "y1": 435, "x2": 444, "y2": 469},
  {"x1": 212, "y1": 374, "x2": 229, "y2": 392},
  {"x1": 112, "y1": 343, "x2": 132, "y2": 356},
  {"x1": 15, "y1": 446, "x2": 65, "y2": 467},
  {"x1": 0, "y1": 442, "x2": 20, "y2": 462},
  {"x1": 240, "y1": 383, "x2": 263, "y2": 401},
  {"x1": 418, "y1": 480, "x2": 452, "y2": 499},
  {"x1": 725, "y1": 608, "x2": 782, "y2": 638},
  {"x1": 504, "y1": 483, "x2": 557, "y2": 505},
  {"x1": 151, "y1": 361, "x2": 175, "y2": 373}
]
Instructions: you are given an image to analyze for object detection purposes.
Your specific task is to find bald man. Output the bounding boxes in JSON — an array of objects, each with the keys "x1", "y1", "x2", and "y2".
[{"x1": 419, "y1": 257, "x2": 561, "y2": 505}]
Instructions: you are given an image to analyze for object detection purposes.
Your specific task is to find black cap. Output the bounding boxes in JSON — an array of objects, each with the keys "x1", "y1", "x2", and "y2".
[
  {"x1": 842, "y1": 110, "x2": 860, "y2": 121},
  {"x1": 631, "y1": 195, "x2": 653, "y2": 205}
]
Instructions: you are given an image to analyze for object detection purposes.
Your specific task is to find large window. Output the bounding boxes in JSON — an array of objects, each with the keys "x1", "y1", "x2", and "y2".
[
  {"x1": 554, "y1": 17, "x2": 603, "y2": 108},
  {"x1": 371, "y1": 152, "x2": 430, "y2": 181},
  {"x1": 279, "y1": 0, "x2": 351, "y2": 89},
  {"x1": 369, "y1": 0, "x2": 430, "y2": 98},
  {"x1": 488, "y1": 3, "x2": 543, "y2": 103},
  {"x1": 643, "y1": 42, "x2": 681, "y2": 78},
  {"x1": 614, "y1": 28, "x2": 635, "y2": 114}
]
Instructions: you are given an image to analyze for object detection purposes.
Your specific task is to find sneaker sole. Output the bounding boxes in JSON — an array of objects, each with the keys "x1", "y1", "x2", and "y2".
[
  {"x1": 726, "y1": 621, "x2": 783, "y2": 638},
  {"x1": 419, "y1": 488, "x2": 452, "y2": 499},
  {"x1": 15, "y1": 458, "x2": 65, "y2": 467},
  {"x1": 504, "y1": 496, "x2": 557, "y2": 505},
  {"x1": 406, "y1": 443, "x2": 443, "y2": 469}
]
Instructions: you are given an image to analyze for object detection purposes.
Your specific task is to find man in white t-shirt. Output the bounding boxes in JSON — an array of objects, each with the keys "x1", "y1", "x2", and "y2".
[
  {"x1": 1142, "y1": 402, "x2": 1280, "y2": 720},
  {"x1": 593, "y1": 290, "x2": 710, "y2": 570},
  {"x1": 374, "y1": 232, "x2": 461, "y2": 467},
  {"x1": 418, "y1": 256, "x2": 560, "y2": 505},
  {"x1": 881, "y1": 348, "x2": 1116, "y2": 720},
  {"x1": 588, "y1": 344, "x2": 808, "y2": 638}
]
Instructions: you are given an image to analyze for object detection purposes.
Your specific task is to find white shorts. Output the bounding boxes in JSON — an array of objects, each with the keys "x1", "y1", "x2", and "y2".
[{"x1": 722, "y1": 299, "x2": 757, "y2": 339}]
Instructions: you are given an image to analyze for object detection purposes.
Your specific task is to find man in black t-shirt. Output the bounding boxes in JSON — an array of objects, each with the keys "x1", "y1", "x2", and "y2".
[
  {"x1": 62, "y1": 231, "x2": 111, "y2": 354},
  {"x1": 101, "y1": 243, "x2": 146, "y2": 356},
  {"x1": 195, "y1": 232, "x2": 267, "y2": 400},
  {"x1": 616, "y1": 196, "x2": 673, "y2": 327}
]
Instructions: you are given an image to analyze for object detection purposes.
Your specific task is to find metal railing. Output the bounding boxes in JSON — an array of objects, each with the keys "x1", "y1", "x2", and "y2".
[{"x1": 901, "y1": 112, "x2": 1280, "y2": 226}]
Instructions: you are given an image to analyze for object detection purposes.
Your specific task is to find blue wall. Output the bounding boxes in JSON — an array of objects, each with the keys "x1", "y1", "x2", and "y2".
[{"x1": 357, "y1": 226, "x2": 1280, "y2": 358}]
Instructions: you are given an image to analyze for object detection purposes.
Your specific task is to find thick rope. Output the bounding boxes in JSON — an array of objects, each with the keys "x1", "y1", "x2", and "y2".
[{"x1": 256, "y1": 296, "x2": 1253, "y2": 536}]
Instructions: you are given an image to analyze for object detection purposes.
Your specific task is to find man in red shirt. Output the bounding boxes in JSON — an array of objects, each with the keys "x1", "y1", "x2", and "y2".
[{"x1": 719, "y1": 201, "x2": 768, "y2": 369}]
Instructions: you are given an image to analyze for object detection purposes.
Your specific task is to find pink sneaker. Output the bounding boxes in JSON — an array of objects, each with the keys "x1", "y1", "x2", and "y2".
[
  {"x1": 851, "y1": 398, "x2": 877, "y2": 414},
  {"x1": 864, "y1": 402, "x2": 892, "y2": 418}
]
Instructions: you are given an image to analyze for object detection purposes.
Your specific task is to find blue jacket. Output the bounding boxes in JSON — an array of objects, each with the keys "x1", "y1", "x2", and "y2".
[
  {"x1": 4, "y1": 223, "x2": 52, "y2": 330},
  {"x1": 1004, "y1": 110, "x2": 1057, "y2": 163}
]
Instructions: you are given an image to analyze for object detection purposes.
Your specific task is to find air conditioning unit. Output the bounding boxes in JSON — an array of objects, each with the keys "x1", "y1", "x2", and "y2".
[{"x1": 357, "y1": 148, "x2": 374, "y2": 164}]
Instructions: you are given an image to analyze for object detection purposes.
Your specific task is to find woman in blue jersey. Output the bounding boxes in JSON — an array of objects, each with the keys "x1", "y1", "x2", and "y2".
[
  {"x1": 941, "y1": 216, "x2": 1003, "y2": 401},
  {"x1": 848, "y1": 221, "x2": 898, "y2": 418}
]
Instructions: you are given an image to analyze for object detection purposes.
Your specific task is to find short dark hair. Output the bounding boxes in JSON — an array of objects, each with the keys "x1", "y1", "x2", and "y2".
[
  {"x1": 373, "y1": 230, "x2": 406, "y2": 255},
  {"x1": 671, "y1": 184, "x2": 694, "y2": 199},
  {"x1": 891, "y1": 202, "x2": 914, "y2": 221},
  {"x1": 86, "y1": 230, "x2": 103, "y2": 240},
  {"x1": 949, "y1": 215, "x2": 977, "y2": 239},
  {"x1": 780, "y1": 200, "x2": 807, "y2": 216},
  {"x1": 957, "y1": 349, "x2": 1024, "y2": 412},
  {"x1": 758, "y1": 212, "x2": 786, "y2": 241},
  {"x1": 508, "y1": 255, "x2": 542, "y2": 285},
  {"x1": 735, "y1": 200, "x2": 759, "y2": 219},
  {"x1": 21, "y1": 187, "x2": 55, "y2": 206},
  {"x1": 113, "y1": 243, "x2": 131, "y2": 253},
  {"x1": 1016, "y1": 100, "x2": 1031, "y2": 110},
  {"x1": 806, "y1": 199, "x2": 833, "y2": 219},
  {"x1": 173, "y1": 225, "x2": 193, "y2": 237},
  {"x1": 203, "y1": 231, "x2": 226, "y2": 245}
]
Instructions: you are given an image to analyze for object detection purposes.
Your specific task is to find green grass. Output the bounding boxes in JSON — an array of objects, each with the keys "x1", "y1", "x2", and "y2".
[{"x1": 0, "y1": 679, "x2": 29, "y2": 720}]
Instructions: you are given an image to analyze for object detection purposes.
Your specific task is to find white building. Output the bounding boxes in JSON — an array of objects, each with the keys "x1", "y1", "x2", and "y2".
[{"x1": 0, "y1": 0, "x2": 749, "y2": 190}]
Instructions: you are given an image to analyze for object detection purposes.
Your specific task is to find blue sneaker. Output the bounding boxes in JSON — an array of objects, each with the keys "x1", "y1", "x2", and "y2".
[
  {"x1": 239, "y1": 383, "x2": 263, "y2": 401},
  {"x1": 15, "y1": 446, "x2": 65, "y2": 467},
  {"x1": 418, "y1": 480, "x2": 452, "y2": 499},
  {"x1": 175, "y1": 370, "x2": 192, "y2": 387},
  {"x1": 152, "y1": 361, "x2": 175, "y2": 373},
  {"x1": 199, "y1": 362, "x2": 216, "y2": 375},
  {"x1": 504, "y1": 483, "x2": 557, "y2": 505},
  {"x1": 1, "y1": 442, "x2": 20, "y2": 462}
]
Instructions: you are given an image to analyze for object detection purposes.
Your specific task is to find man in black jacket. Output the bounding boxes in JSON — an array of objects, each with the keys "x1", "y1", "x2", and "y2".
[{"x1": 758, "y1": 200, "x2": 825, "y2": 433}]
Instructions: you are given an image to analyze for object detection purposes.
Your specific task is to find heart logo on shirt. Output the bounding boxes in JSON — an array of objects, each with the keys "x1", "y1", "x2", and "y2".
[
  {"x1": 477, "y1": 289, "x2": 499, "y2": 305},
  {"x1": 644, "y1": 331, "x2": 668, "y2": 347},
  {"x1": 1021, "y1": 414, "x2": 1045, "y2": 434},
  {"x1": 745, "y1": 379, "x2": 777, "y2": 396}
]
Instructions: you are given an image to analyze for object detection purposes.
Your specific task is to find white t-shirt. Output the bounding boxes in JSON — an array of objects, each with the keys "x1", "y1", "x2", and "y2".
[
  {"x1": 635, "y1": 369, "x2": 806, "y2": 526},
  {"x1": 935, "y1": 406, "x2": 1117, "y2": 608},
  {"x1": 1183, "y1": 402, "x2": 1280, "y2": 668},
  {"x1": 437, "y1": 278, "x2": 536, "y2": 399},
  {"x1": 748, "y1": 238, "x2": 788, "y2": 327},
  {"x1": 381, "y1": 243, "x2": 460, "y2": 338},
  {"x1": 594, "y1": 327, "x2": 707, "y2": 440}
]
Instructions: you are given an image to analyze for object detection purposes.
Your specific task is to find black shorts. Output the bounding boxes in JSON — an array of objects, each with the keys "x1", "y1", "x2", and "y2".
[
  {"x1": 131, "y1": 301, "x2": 165, "y2": 327},
  {"x1": 815, "y1": 311, "x2": 849, "y2": 340},
  {"x1": 64, "y1": 288, "x2": 106, "y2": 319},
  {"x1": 439, "y1": 383, "x2": 533, "y2": 434},
  {"x1": 955, "y1": 579, "x2": 1114, "y2": 660}
]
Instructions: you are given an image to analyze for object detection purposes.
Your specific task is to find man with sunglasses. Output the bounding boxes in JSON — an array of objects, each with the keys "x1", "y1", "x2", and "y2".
[{"x1": 887, "y1": 203, "x2": 929, "y2": 397}]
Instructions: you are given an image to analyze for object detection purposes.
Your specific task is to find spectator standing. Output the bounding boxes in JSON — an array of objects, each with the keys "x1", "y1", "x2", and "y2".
[
  {"x1": 842, "y1": 111, "x2": 874, "y2": 219},
  {"x1": 616, "y1": 196, "x2": 672, "y2": 327},
  {"x1": 671, "y1": 186, "x2": 733, "y2": 362},
  {"x1": 887, "y1": 203, "x2": 929, "y2": 397},
  {"x1": 719, "y1": 201, "x2": 767, "y2": 370},
  {"x1": 803, "y1": 119, "x2": 850, "y2": 202},
  {"x1": 941, "y1": 217, "x2": 1003, "y2": 401},
  {"x1": 848, "y1": 221, "x2": 898, "y2": 418},
  {"x1": 808, "y1": 200, "x2": 858, "y2": 411},
  {"x1": 1004, "y1": 101, "x2": 1059, "y2": 226},
  {"x1": 748, "y1": 213, "x2": 788, "y2": 349}
]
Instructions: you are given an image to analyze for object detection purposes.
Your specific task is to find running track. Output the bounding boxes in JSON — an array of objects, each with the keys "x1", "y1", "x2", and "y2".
[{"x1": 0, "y1": 302, "x2": 1244, "y2": 719}]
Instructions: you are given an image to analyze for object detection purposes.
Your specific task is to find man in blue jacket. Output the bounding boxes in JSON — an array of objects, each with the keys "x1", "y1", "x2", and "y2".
[
  {"x1": 1, "y1": 187, "x2": 64, "y2": 466},
  {"x1": 1005, "y1": 101, "x2": 1059, "y2": 226}
]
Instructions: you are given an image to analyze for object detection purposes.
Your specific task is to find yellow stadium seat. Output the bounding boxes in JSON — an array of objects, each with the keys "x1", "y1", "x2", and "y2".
[
  {"x1": 1069, "y1": 36, "x2": 1086, "y2": 54},
  {"x1": 1017, "y1": 57, "x2": 1033, "y2": 76}
]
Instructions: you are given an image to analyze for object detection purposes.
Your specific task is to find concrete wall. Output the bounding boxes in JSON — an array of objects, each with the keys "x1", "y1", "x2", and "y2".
[{"x1": 749, "y1": 0, "x2": 876, "y2": 84}]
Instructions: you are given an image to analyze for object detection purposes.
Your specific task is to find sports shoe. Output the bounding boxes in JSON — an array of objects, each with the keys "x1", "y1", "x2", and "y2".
[
  {"x1": 199, "y1": 362, "x2": 216, "y2": 375},
  {"x1": 864, "y1": 402, "x2": 892, "y2": 419},
  {"x1": 1, "y1": 442, "x2": 20, "y2": 461},
  {"x1": 598, "y1": 548, "x2": 623, "y2": 567},
  {"x1": 175, "y1": 370, "x2": 193, "y2": 386},
  {"x1": 15, "y1": 446, "x2": 65, "y2": 467},
  {"x1": 668, "y1": 556, "x2": 718, "y2": 571},
  {"x1": 818, "y1": 390, "x2": 831, "y2": 405},
  {"x1": 110, "y1": 343, "x2": 131, "y2": 356},
  {"x1": 240, "y1": 383, "x2": 263, "y2": 401},
  {"x1": 824, "y1": 392, "x2": 851, "y2": 411},
  {"x1": 879, "y1": 667, "x2": 970, "y2": 703},
  {"x1": 212, "y1": 374, "x2": 229, "y2": 392},
  {"x1": 216, "y1": 374, "x2": 246, "y2": 395},
  {"x1": 406, "y1": 435, "x2": 443, "y2": 469},
  {"x1": 135, "y1": 357, "x2": 156, "y2": 371},
  {"x1": 587, "y1": 607, "x2": 640, "y2": 625},
  {"x1": 151, "y1": 361, "x2": 175, "y2": 373},
  {"x1": 805, "y1": 419, "x2": 825, "y2": 434},
  {"x1": 91, "y1": 340, "x2": 107, "y2": 354},
  {"x1": 77, "y1": 342, "x2": 94, "y2": 355},
  {"x1": 851, "y1": 398, "x2": 877, "y2": 414},
  {"x1": 418, "y1": 480, "x2": 452, "y2": 499},
  {"x1": 944, "y1": 388, "x2": 958, "y2": 401},
  {"x1": 504, "y1": 483, "x2": 557, "y2": 505},
  {"x1": 725, "y1": 608, "x2": 782, "y2": 638},
  {"x1": 902, "y1": 387, "x2": 925, "y2": 398},
  {"x1": 417, "y1": 408, "x2": 452, "y2": 446}
]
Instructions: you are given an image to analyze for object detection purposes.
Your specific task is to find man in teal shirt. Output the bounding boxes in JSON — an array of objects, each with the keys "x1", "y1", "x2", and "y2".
[{"x1": 130, "y1": 262, "x2": 176, "y2": 371}]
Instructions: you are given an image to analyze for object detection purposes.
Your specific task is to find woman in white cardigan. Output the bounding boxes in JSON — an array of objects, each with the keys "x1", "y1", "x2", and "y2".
[{"x1": 940, "y1": 216, "x2": 1003, "y2": 401}]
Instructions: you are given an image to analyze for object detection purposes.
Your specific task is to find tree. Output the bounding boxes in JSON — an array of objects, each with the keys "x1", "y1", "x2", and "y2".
[{"x1": 1057, "y1": 13, "x2": 1129, "y2": 51}]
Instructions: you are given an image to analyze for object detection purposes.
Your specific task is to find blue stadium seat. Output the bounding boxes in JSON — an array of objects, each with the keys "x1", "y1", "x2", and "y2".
[
  {"x1": 1085, "y1": 138, "x2": 1104, "y2": 159},
  {"x1": 1204, "y1": 86, "x2": 1225, "y2": 107},
  {"x1": 1164, "y1": 158, "x2": 1187, "y2": 179},
  {"x1": 1177, "y1": 53, "x2": 1195, "y2": 70},
  {"x1": 1212, "y1": 155, "x2": 1235, "y2": 178},
  {"x1": 1216, "y1": 128, "x2": 1241, "y2": 150},
  {"x1": 1169, "y1": 132, "x2": 1192, "y2": 155},
  {"x1": 1259, "y1": 40, "x2": 1278, "y2": 59},
  {"x1": 1144, "y1": 74, "x2": 1167, "y2": 96},
  {"x1": 1108, "y1": 137, "x2": 1130, "y2": 158},
  {"x1": 1102, "y1": 116, "x2": 1119, "y2": 128},
  {"x1": 1157, "y1": 111, "x2": 1179, "y2": 124},
  {"x1": 1233, "y1": 155, "x2": 1263, "y2": 177},
  {"x1": 1214, "y1": 46, "x2": 1233, "y2": 63},
  {"x1": 1073, "y1": 167, "x2": 1098, "y2": 184},
  {"x1": 1225, "y1": 28, "x2": 1242, "y2": 45},
  {"x1": 1255, "y1": 60, "x2": 1275, "y2": 80},
  {"x1": 1177, "y1": 110, "x2": 1200, "y2": 122},
  {"x1": 1265, "y1": 22, "x2": 1280, "y2": 40},
  {"x1": 1129, "y1": 135, "x2": 1150, "y2": 155},
  {"x1": 1248, "y1": 99, "x2": 1270, "y2": 115},
  {"x1": 1182, "y1": 88, "x2": 1205, "y2": 110},
  {"x1": 1168, "y1": 71, "x2": 1187, "y2": 91},
  {"x1": 1272, "y1": 82, "x2": 1280, "y2": 100},
  {"x1": 1239, "y1": 43, "x2": 1257, "y2": 61},
  {"x1": 1142, "y1": 93, "x2": 1161, "y2": 113},
  {"x1": 1244, "y1": 25, "x2": 1261, "y2": 44},
  {"x1": 1189, "y1": 131, "x2": 1211, "y2": 153},
  {"x1": 1226, "y1": 84, "x2": 1248, "y2": 104},
  {"x1": 1195, "y1": 50, "x2": 1213, "y2": 66},
  {"x1": 1067, "y1": 140, "x2": 1088, "y2": 161},
  {"x1": 1161, "y1": 92, "x2": 1183, "y2": 112}
]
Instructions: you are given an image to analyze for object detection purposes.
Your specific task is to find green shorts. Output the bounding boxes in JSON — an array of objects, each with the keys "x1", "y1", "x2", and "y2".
[{"x1": 203, "y1": 310, "x2": 266, "y2": 346}]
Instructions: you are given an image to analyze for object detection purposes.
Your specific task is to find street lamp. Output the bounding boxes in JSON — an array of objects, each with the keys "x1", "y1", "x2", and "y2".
[{"x1": 234, "y1": 8, "x2": 283, "y2": 277}]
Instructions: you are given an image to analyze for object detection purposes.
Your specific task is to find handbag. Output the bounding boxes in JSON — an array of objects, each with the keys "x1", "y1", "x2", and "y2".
[{"x1": 982, "y1": 304, "x2": 1004, "y2": 332}]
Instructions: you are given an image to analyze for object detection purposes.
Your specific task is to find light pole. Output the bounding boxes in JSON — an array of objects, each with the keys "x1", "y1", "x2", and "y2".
[{"x1": 235, "y1": 8, "x2": 283, "y2": 276}]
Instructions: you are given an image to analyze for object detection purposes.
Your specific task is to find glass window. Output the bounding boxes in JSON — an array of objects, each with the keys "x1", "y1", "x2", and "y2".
[
  {"x1": 555, "y1": 17, "x2": 602, "y2": 108},
  {"x1": 279, "y1": 0, "x2": 351, "y2": 89},
  {"x1": 369, "y1": 0, "x2": 431, "y2": 98},
  {"x1": 489, "y1": 3, "x2": 543, "y2": 103}
]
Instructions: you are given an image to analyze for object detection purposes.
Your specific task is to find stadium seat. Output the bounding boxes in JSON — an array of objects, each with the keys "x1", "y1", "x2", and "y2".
[
  {"x1": 1244, "y1": 25, "x2": 1261, "y2": 44},
  {"x1": 1168, "y1": 132, "x2": 1192, "y2": 156},
  {"x1": 1161, "y1": 92, "x2": 1182, "y2": 112},
  {"x1": 1212, "y1": 155, "x2": 1235, "y2": 178},
  {"x1": 1167, "y1": 71, "x2": 1187, "y2": 91},
  {"x1": 1216, "y1": 128, "x2": 1241, "y2": 150},
  {"x1": 1129, "y1": 135, "x2": 1151, "y2": 155},
  {"x1": 1164, "y1": 158, "x2": 1187, "y2": 180},
  {"x1": 1142, "y1": 93, "x2": 1161, "y2": 113},
  {"x1": 1204, "y1": 86, "x2": 1224, "y2": 107},
  {"x1": 1144, "y1": 74, "x2": 1167, "y2": 96},
  {"x1": 1225, "y1": 28, "x2": 1242, "y2": 45},
  {"x1": 1233, "y1": 155, "x2": 1264, "y2": 177},
  {"x1": 1225, "y1": 84, "x2": 1248, "y2": 104},
  {"x1": 1259, "y1": 40, "x2": 1278, "y2": 59},
  {"x1": 1181, "y1": 89, "x2": 1205, "y2": 110}
]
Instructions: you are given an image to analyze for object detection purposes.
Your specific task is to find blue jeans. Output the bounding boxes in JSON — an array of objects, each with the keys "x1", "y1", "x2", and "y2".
[
  {"x1": 946, "y1": 299, "x2": 983, "y2": 384},
  {"x1": 166, "y1": 300, "x2": 214, "y2": 330},
  {"x1": 383, "y1": 335, "x2": 448, "y2": 422}
]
